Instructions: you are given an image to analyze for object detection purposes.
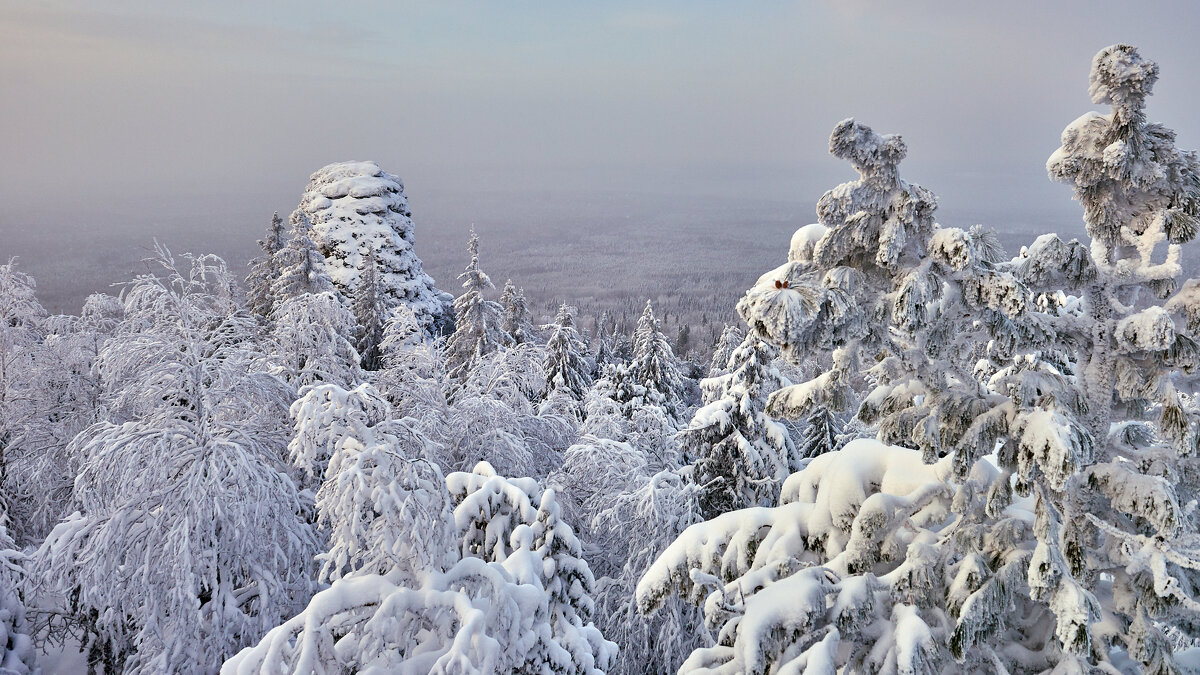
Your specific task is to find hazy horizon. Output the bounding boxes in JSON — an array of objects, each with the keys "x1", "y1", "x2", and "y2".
[{"x1": 4, "y1": 1, "x2": 1199, "y2": 312}]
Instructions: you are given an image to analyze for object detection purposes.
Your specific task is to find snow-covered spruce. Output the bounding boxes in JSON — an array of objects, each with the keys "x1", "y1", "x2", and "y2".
[
  {"x1": 682, "y1": 334, "x2": 793, "y2": 519},
  {"x1": 224, "y1": 462, "x2": 615, "y2": 674},
  {"x1": 271, "y1": 210, "x2": 336, "y2": 303},
  {"x1": 581, "y1": 362, "x2": 682, "y2": 470},
  {"x1": 644, "y1": 117, "x2": 1052, "y2": 671},
  {"x1": 296, "y1": 161, "x2": 453, "y2": 334},
  {"x1": 644, "y1": 47, "x2": 1200, "y2": 673},
  {"x1": 352, "y1": 249, "x2": 387, "y2": 371},
  {"x1": 445, "y1": 230, "x2": 512, "y2": 380},
  {"x1": 244, "y1": 211, "x2": 286, "y2": 321},
  {"x1": 637, "y1": 440, "x2": 975, "y2": 674},
  {"x1": 706, "y1": 323, "x2": 745, "y2": 379},
  {"x1": 630, "y1": 300, "x2": 686, "y2": 418},
  {"x1": 501, "y1": 278, "x2": 537, "y2": 346},
  {"x1": 543, "y1": 304, "x2": 592, "y2": 401},
  {"x1": 1027, "y1": 43, "x2": 1200, "y2": 668}
]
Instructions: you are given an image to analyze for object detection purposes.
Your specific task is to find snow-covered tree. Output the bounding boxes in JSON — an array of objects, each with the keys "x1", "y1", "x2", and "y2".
[
  {"x1": 638, "y1": 117, "x2": 1038, "y2": 671},
  {"x1": 551, "y1": 438, "x2": 708, "y2": 675},
  {"x1": 500, "y1": 279, "x2": 536, "y2": 345},
  {"x1": 224, "y1": 462, "x2": 615, "y2": 674},
  {"x1": 683, "y1": 334, "x2": 793, "y2": 519},
  {"x1": 35, "y1": 249, "x2": 316, "y2": 674},
  {"x1": 4, "y1": 294, "x2": 117, "y2": 544},
  {"x1": 630, "y1": 300, "x2": 685, "y2": 416},
  {"x1": 352, "y1": 249, "x2": 386, "y2": 371},
  {"x1": 271, "y1": 211, "x2": 336, "y2": 303},
  {"x1": 707, "y1": 323, "x2": 744, "y2": 379},
  {"x1": 580, "y1": 363, "x2": 680, "y2": 468},
  {"x1": 637, "y1": 440, "x2": 973, "y2": 674},
  {"x1": 0, "y1": 261, "x2": 55, "y2": 541},
  {"x1": 0, "y1": 260, "x2": 45, "y2": 449},
  {"x1": 273, "y1": 291, "x2": 362, "y2": 387},
  {"x1": 544, "y1": 304, "x2": 592, "y2": 401},
  {"x1": 304, "y1": 385, "x2": 452, "y2": 586},
  {"x1": 640, "y1": 47, "x2": 1200, "y2": 673},
  {"x1": 288, "y1": 382, "x2": 394, "y2": 484},
  {"x1": 0, "y1": 511, "x2": 36, "y2": 675},
  {"x1": 295, "y1": 161, "x2": 453, "y2": 334},
  {"x1": 675, "y1": 324, "x2": 691, "y2": 359},
  {"x1": 797, "y1": 405, "x2": 841, "y2": 461},
  {"x1": 245, "y1": 211, "x2": 286, "y2": 320},
  {"x1": 1022, "y1": 43, "x2": 1200, "y2": 668},
  {"x1": 445, "y1": 231, "x2": 511, "y2": 380}
]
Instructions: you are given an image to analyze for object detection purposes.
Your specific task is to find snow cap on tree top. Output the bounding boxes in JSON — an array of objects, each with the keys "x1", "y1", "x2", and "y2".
[
  {"x1": 1089, "y1": 44, "x2": 1158, "y2": 114},
  {"x1": 829, "y1": 117, "x2": 907, "y2": 183}
]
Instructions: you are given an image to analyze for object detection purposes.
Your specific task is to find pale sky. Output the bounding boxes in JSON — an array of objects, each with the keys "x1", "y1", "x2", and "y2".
[{"x1": 3, "y1": 0, "x2": 1200, "y2": 305}]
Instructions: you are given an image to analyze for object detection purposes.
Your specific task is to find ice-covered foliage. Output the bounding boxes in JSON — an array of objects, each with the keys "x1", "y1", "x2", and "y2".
[
  {"x1": 224, "y1": 462, "x2": 615, "y2": 675},
  {"x1": 683, "y1": 334, "x2": 793, "y2": 519},
  {"x1": 544, "y1": 304, "x2": 592, "y2": 400},
  {"x1": 3, "y1": 294, "x2": 116, "y2": 543},
  {"x1": 295, "y1": 161, "x2": 453, "y2": 333},
  {"x1": 245, "y1": 211, "x2": 286, "y2": 320},
  {"x1": 0, "y1": 514, "x2": 36, "y2": 675},
  {"x1": 272, "y1": 291, "x2": 362, "y2": 387},
  {"x1": 271, "y1": 211, "x2": 336, "y2": 303},
  {"x1": 34, "y1": 249, "x2": 316, "y2": 674},
  {"x1": 445, "y1": 231, "x2": 512, "y2": 380},
  {"x1": 591, "y1": 467, "x2": 707, "y2": 675}
]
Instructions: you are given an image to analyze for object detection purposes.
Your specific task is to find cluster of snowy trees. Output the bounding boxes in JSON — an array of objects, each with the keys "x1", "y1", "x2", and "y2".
[
  {"x1": 4, "y1": 44, "x2": 1200, "y2": 674},
  {"x1": 638, "y1": 44, "x2": 1200, "y2": 673},
  {"x1": 0, "y1": 159, "x2": 716, "y2": 673}
]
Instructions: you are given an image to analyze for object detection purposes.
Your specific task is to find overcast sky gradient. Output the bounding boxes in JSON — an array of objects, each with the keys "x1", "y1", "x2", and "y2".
[{"x1": 3, "y1": 1, "x2": 1200, "y2": 308}]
